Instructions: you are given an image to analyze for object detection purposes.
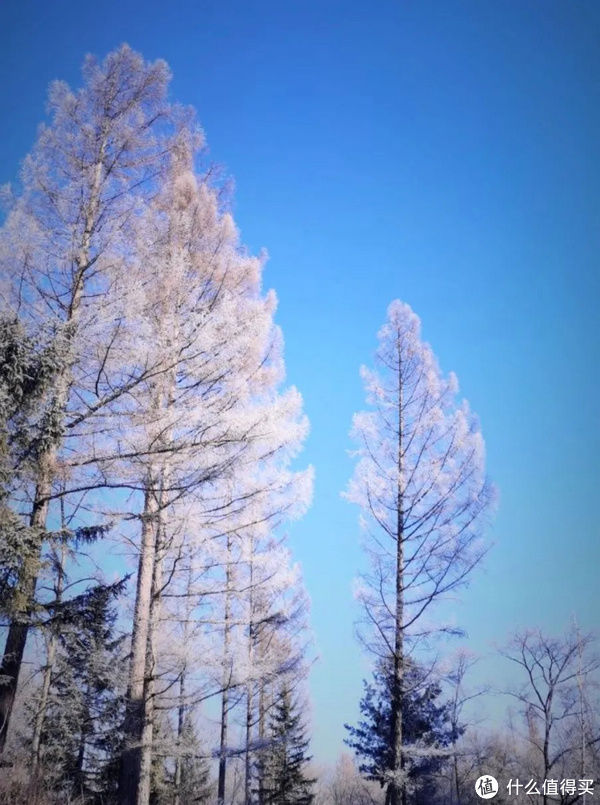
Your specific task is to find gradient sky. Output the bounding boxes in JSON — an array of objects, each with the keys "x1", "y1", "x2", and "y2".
[{"x1": 1, "y1": 0, "x2": 599, "y2": 764}]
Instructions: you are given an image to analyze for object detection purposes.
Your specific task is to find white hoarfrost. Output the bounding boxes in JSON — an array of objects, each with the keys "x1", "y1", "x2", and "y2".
[{"x1": 346, "y1": 299, "x2": 494, "y2": 805}]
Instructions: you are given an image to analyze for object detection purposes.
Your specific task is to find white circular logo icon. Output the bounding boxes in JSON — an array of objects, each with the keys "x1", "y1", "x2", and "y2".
[{"x1": 475, "y1": 775, "x2": 499, "y2": 799}]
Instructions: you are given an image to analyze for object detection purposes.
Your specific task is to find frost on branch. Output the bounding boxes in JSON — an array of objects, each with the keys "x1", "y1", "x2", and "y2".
[
  {"x1": 345, "y1": 299, "x2": 494, "y2": 805},
  {"x1": 346, "y1": 300, "x2": 495, "y2": 653}
]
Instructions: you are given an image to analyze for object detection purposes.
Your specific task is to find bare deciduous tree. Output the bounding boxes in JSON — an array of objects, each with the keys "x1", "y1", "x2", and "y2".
[{"x1": 500, "y1": 628, "x2": 600, "y2": 805}]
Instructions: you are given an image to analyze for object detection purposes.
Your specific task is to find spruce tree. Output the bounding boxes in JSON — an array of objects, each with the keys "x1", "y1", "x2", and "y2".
[
  {"x1": 147, "y1": 710, "x2": 211, "y2": 805},
  {"x1": 171, "y1": 716, "x2": 211, "y2": 805},
  {"x1": 345, "y1": 658, "x2": 458, "y2": 798},
  {"x1": 32, "y1": 578, "x2": 127, "y2": 801},
  {"x1": 260, "y1": 687, "x2": 314, "y2": 805},
  {"x1": 0, "y1": 316, "x2": 64, "y2": 618}
]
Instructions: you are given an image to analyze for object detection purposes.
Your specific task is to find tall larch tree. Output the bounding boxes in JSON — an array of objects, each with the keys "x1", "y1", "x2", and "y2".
[
  {"x1": 0, "y1": 46, "x2": 314, "y2": 805},
  {"x1": 0, "y1": 45, "x2": 178, "y2": 751},
  {"x1": 112, "y1": 131, "x2": 311, "y2": 804},
  {"x1": 346, "y1": 300, "x2": 494, "y2": 805}
]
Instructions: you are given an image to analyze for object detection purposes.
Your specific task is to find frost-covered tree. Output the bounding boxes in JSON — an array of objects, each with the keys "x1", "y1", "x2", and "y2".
[
  {"x1": 0, "y1": 45, "x2": 313, "y2": 805},
  {"x1": 169, "y1": 711, "x2": 212, "y2": 805},
  {"x1": 317, "y1": 754, "x2": 383, "y2": 805},
  {"x1": 500, "y1": 629, "x2": 600, "y2": 805},
  {"x1": 0, "y1": 44, "x2": 179, "y2": 751},
  {"x1": 152, "y1": 469, "x2": 311, "y2": 805},
  {"x1": 0, "y1": 316, "x2": 63, "y2": 621},
  {"x1": 30, "y1": 579, "x2": 127, "y2": 801},
  {"x1": 345, "y1": 301, "x2": 493, "y2": 805},
  {"x1": 260, "y1": 686, "x2": 315, "y2": 805},
  {"x1": 345, "y1": 658, "x2": 456, "y2": 802},
  {"x1": 240, "y1": 536, "x2": 309, "y2": 804},
  {"x1": 186, "y1": 442, "x2": 312, "y2": 805},
  {"x1": 112, "y1": 128, "x2": 311, "y2": 804},
  {"x1": 443, "y1": 650, "x2": 487, "y2": 805}
]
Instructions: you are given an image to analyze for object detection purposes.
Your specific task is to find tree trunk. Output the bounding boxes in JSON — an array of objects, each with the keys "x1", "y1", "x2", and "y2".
[
  {"x1": 118, "y1": 482, "x2": 159, "y2": 805},
  {"x1": 173, "y1": 667, "x2": 186, "y2": 805},
  {"x1": 30, "y1": 542, "x2": 66, "y2": 770},
  {"x1": 218, "y1": 542, "x2": 233, "y2": 805},
  {"x1": 120, "y1": 304, "x2": 177, "y2": 804},
  {"x1": 390, "y1": 348, "x2": 405, "y2": 805},
  {"x1": 217, "y1": 683, "x2": 230, "y2": 805},
  {"x1": 30, "y1": 630, "x2": 56, "y2": 770},
  {"x1": 257, "y1": 679, "x2": 266, "y2": 805},
  {"x1": 137, "y1": 536, "x2": 162, "y2": 805},
  {"x1": 245, "y1": 545, "x2": 255, "y2": 805},
  {"x1": 0, "y1": 479, "x2": 50, "y2": 751},
  {"x1": 245, "y1": 682, "x2": 253, "y2": 805},
  {"x1": 542, "y1": 697, "x2": 552, "y2": 805},
  {"x1": 453, "y1": 749, "x2": 460, "y2": 805},
  {"x1": 174, "y1": 560, "x2": 193, "y2": 805}
]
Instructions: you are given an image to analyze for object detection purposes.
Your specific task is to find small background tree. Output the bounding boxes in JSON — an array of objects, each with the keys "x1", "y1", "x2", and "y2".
[
  {"x1": 500, "y1": 628, "x2": 600, "y2": 805},
  {"x1": 260, "y1": 686, "x2": 315, "y2": 805}
]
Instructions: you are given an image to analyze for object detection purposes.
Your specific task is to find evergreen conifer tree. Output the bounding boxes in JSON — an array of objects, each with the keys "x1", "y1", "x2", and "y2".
[
  {"x1": 345, "y1": 658, "x2": 458, "y2": 800},
  {"x1": 146, "y1": 710, "x2": 211, "y2": 805},
  {"x1": 32, "y1": 580, "x2": 127, "y2": 801},
  {"x1": 260, "y1": 687, "x2": 314, "y2": 805},
  {"x1": 172, "y1": 716, "x2": 211, "y2": 805},
  {"x1": 0, "y1": 316, "x2": 64, "y2": 619}
]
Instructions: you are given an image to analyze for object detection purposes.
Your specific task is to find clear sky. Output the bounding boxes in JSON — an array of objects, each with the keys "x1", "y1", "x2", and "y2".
[{"x1": 1, "y1": 0, "x2": 599, "y2": 764}]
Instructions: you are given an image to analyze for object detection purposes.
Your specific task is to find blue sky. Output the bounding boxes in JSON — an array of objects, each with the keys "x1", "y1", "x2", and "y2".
[{"x1": 1, "y1": 0, "x2": 599, "y2": 764}]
